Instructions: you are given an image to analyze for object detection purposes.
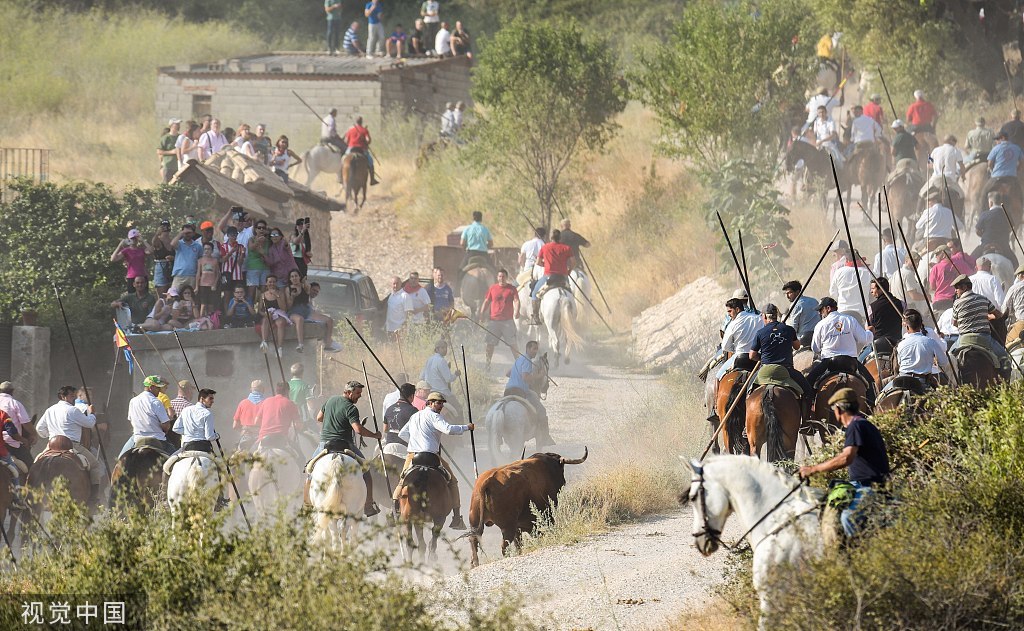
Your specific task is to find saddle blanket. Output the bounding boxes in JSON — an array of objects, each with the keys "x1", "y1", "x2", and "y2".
[
  {"x1": 752, "y1": 364, "x2": 803, "y2": 397},
  {"x1": 162, "y1": 450, "x2": 216, "y2": 476},
  {"x1": 305, "y1": 449, "x2": 365, "y2": 475}
]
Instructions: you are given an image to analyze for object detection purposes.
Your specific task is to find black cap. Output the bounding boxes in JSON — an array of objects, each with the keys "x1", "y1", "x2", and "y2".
[{"x1": 815, "y1": 296, "x2": 838, "y2": 311}]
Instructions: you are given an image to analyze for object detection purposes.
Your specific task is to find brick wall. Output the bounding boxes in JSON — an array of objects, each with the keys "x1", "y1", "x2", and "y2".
[{"x1": 379, "y1": 56, "x2": 473, "y2": 118}]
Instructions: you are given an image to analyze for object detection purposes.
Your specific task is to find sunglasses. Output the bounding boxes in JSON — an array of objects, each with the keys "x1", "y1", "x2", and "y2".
[{"x1": 270, "y1": 233, "x2": 282, "y2": 238}]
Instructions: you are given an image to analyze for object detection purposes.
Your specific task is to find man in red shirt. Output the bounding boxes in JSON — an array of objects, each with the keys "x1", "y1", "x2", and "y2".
[
  {"x1": 255, "y1": 382, "x2": 304, "y2": 465},
  {"x1": 479, "y1": 268, "x2": 521, "y2": 367},
  {"x1": 863, "y1": 94, "x2": 885, "y2": 126},
  {"x1": 343, "y1": 115, "x2": 379, "y2": 185},
  {"x1": 530, "y1": 229, "x2": 576, "y2": 324},
  {"x1": 905, "y1": 89, "x2": 938, "y2": 134},
  {"x1": 233, "y1": 379, "x2": 264, "y2": 452}
]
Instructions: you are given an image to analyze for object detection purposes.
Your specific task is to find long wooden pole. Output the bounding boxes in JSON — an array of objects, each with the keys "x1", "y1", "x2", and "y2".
[
  {"x1": 460, "y1": 346, "x2": 479, "y2": 479},
  {"x1": 716, "y1": 212, "x2": 755, "y2": 310},
  {"x1": 882, "y1": 187, "x2": 907, "y2": 303}
]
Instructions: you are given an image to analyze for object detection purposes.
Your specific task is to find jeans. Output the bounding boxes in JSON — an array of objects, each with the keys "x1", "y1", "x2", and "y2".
[
  {"x1": 326, "y1": 20, "x2": 341, "y2": 52},
  {"x1": 840, "y1": 481, "x2": 876, "y2": 537}
]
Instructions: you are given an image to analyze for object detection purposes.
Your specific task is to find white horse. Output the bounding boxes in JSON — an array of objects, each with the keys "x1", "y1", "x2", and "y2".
[
  {"x1": 569, "y1": 268, "x2": 592, "y2": 317},
  {"x1": 484, "y1": 356, "x2": 549, "y2": 465},
  {"x1": 301, "y1": 144, "x2": 343, "y2": 186},
  {"x1": 309, "y1": 453, "x2": 367, "y2": 551},
  {"x1": 248, "y1": 446, "x2": 303, "y2": 517},
  {"x1": 540, "y1": 287, "x2": 582, "y2": 368},
  {"x1": 684, "y1": 456, "x2": 823, "y2": 630},
  {"x1": 166, "y1": 452, "x2": 221, "y2": 513}
]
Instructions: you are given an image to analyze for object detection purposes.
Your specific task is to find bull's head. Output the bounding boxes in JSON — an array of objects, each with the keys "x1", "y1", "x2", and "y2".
[{"x1": 559, "y1": 447, "x2": 588, "y2": 465}]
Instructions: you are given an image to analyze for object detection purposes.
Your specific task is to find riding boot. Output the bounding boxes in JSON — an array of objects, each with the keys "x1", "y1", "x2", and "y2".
[
  {"x1": 363, "y1": 473, "x2": 380, "y2": 516},
  {"x1": 370, "y1": 168, "x2": 380, "y2": 186},
  {"x1": 446, "y1": 479, "x2": 466, "y2": 529},
  {"x1": 303, "y1": 477, "x2": 312, "y2": 507},
  {"x1": 530, "y1": 298, "x2": 541, "y2": 326}
]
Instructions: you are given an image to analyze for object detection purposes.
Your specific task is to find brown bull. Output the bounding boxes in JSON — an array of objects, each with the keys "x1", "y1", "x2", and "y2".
[{"x1": 467, "y1": 448, "x2": 588, "y2": 568}]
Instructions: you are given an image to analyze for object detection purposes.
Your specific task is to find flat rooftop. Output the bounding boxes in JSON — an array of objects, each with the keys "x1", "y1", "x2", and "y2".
[{"x1": 159, "y1": 51, "x2": 446, "y2": 79}]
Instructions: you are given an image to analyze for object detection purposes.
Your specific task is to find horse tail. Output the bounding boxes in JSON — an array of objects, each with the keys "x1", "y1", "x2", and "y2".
[
  {"x1": 487, "y1": 403, "x2": 503, "y2": 465},
  {"x1": 762, "y1": 387, "x2": 787, "y2": 463},
  {"x1": 724, "y1": 375, "x2": 748, "y2": 455},
  {"x1": 559, "y1": 294, "x2": 583, "y2": 354},
  {"x1": 302, "y1": 149, "x2": 312, "y2": 183}
]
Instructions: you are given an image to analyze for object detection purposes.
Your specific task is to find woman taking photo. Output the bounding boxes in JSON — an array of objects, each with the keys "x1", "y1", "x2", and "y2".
[
  {"x1": 265, "y1": 227, "x2": 299, "y2": 288},
  {"x1": 111, "y1": 228, "x2": 152, "y2": 292},
  {"x1": 285, "y1": 269, "x2": 315, "y2": 353}
]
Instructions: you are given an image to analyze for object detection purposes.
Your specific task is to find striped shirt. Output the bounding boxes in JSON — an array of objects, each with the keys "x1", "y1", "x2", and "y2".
[
  {"x1": 219, "y1": 241, "x2": 247, "y2": 280},
  {"x1": 1001, "y1": 280, "x2": 1024, "y2": 325},
  {"x1": 344, "y1": 27, "x2": 360, "y2": 52},
  {"x1": 951, "y1": 291, "x2": 994, "y2": 334}
]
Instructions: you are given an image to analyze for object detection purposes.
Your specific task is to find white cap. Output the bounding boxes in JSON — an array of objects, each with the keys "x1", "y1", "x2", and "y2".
[
  {"x1": 168, "y1": 118, "x2": 182, "y2": 125},
  {"x1": 913, "y1": 90, "x2": 924, "y2": 99},
  {"x1": 891, "y1": 119, "x2": 904, "y2": 129}
]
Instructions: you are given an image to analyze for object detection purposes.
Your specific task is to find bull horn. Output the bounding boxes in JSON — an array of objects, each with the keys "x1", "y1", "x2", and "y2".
[{"x1": 560, "y1": 447, "x2": 588, "y2": 465}]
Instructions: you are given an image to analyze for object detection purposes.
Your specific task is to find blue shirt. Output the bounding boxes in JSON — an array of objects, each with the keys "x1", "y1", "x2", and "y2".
[
  {"x1": 507, "y1": 355, "x2": 534, "y2": 392},
  {"x1": 429, "y1": 283, "x2": 454, "y2": 313},
  {"x1": 988, "y1": 141, "x2": 1024, "y2": 179},
  {"x1": 787, "y1": 295, "x2": 821, "y2": 338},
  {"x1": 751, "y1": 321, "x2": 797, "y2": 366},
  {"x1": 343, "y1": 27, "x2": 360, "y2": 52},
  {"x1": 172, "y1": 239, "x2": 203, "y2": 277},
  {"x1": 461, "y1": 222, "x2": 492, "y2": 252},
  {"x1": 365, "y1": 1, "x2": 383, "y2": 24}
]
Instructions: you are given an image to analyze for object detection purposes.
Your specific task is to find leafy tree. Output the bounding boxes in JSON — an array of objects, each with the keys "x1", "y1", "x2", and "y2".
[
  {"x1": 466, "y1": 18, "x2": 627, "y2": 231},
  {"x1": 632, "y1": 0, "x2": 819, "y2": 167}
]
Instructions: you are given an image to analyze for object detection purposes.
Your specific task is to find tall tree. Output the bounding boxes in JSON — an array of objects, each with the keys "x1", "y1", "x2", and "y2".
[{"x1": 467, "y1": 18, "x2": 627, "y2": 231}]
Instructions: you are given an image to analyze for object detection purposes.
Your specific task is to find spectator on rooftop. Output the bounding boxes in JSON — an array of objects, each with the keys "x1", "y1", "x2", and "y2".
[
  {"x1": 196, "y1": 242, "x2": 220, "y2": 318},
  {"x1": 171, "y1": 285, "x2": 199, "y2": 329},
  {"x1": 344, "y1": 21, "x2": 364, "y2": 56},
  {"x1": 199, "y1": 220, "x2": 221, "y2": 261},
  {"x1": 421, "y1": 1, "x2": 440, "y2": 51},
  {"x1": 177, "y1": 121, "x2": 200, "y2": 171},
  {"x1": 159, "y1": 119, "x2": 181, "y2": 183},
  {"x1": 325, "y1": 0, "x2": 343, "y2": 56},
  {"x1": 112, "y1": 228, "x2": 152, "y2": 292},
  {"x1": 112, "y1": 276, "x2": 157, "y2": 330},
  {"x1": 435, "y1": 21, "x2": 452, "y2": 57},
  {"x1": 387, "y1": 24, "x2": 407, "y2": 58},
  {"x1": 266, "y1": 227, "x2": 300, "y2": 288},
  {"x1": 270, "y1": 136, "x2": 302, "y2": 183},
  {"x1": 220, "y1": 226, "x2": 247, "y2": 312},
  {"x1": 151, "y1": 220, "x2": 174, "y2": 296},
  {"x1": 140, "y1": 288, "x2": 175, "y2": 332},
  {"x1": 170, "y1": 223, "x2": 204, "y2": 291},
  {"x1": 451, "y1": 20, "x2": 471, "y2": 56},
  {"x1": 258, "y1": 275, "x2": 292, "y2": 357},
  {"x1": 253, "y1": 124, "x2": 272, "y2": 165},
  {"x1": 411, "y1": 19, "x2": 427, "y2": 56},
  {"x1": 365, "y1": 0, "x2": 384, "y2": 58},
  {"x1": 225, "y1": 286, "x2": 258, "y2": 329},
  {"x1": 197, "y1": 119, "x2": 227, "y2": 160},
  {"x1": 234, "y1": 124, "x2": 258, "y2": 159}
]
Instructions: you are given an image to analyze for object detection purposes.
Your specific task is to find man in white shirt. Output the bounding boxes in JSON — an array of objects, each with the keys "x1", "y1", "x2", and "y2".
[
  {"x1": 891, "y1": 251, "x2": 930, "y2": 326},
  {"x1": 420, "y1": 340, "x2": 461, "y2": 405},
  {"x1": 379, "y1": 373, "x2": 409, "y2": 419},
  {"x1": 805, "y1": 87, "x2": 841, "y2": 123},
  {"x1": 197, "y1": 118, "x2": 227, "y2": 160},
  {"x1": 434, "y1": 21, "x2": 452, "y2": 56},
  {"x1": 518, "y1": 227, "x2": 546, "y2": 278},
  {"x1": 385, "y1": 276, "x2": 408, "y2": 337},
  {"x1": 173, "y1": 389, "x2": 220, "y2": 453},
  {"x1": 850, "y1": 104, "x2": 883, "y2": 147},
  {"x1": 0, "y1": 381, "x2": 36, "y2": 468},
  {"x1": 829, "y1": 254, "x2": 873, "y2": 324},
  {"x1": 812, "y1": 106, "x2": 843, "y2": 168},
  {"x1": 394, "y1": 391, "x2": 473, "y2": 529},
  {"x1": 929, "y1": 135, "x2": 964, "y2": 179},
  {"x1": 714, "y1": 297, "x2": 764, "y2": 382},
  {"x1": 403, "y1": 272, "x2": 432, "y2": 325},
  {"x1": 916, "y1": 193, "x2": 964, "y2": 250},
  {"x1": 321, "y1": 108, "x2": 345, "y2": 152},
  {"x1": 36, "y1": 385, "x2": 107, "y2": 499},
  {"x1": 828, "y1": 239, "x2": 850, "y2": 281},
  {"x1": 120, "y1": 375, "x2": 174, "y2": 458},
  {"x1": 806, "y1": 297, "x2": 876, "y2": 403},
  {"x1": 969, "y1": 256, "x2": 1005, "y2": 306},
  {"x1": 884, "y1": 309, "x2": 950, "y2": 395},
  {"x1": 440, "y1": 102, "x2": 457, "y2": 138},
  {"x1": 873, "y1": 229, "x2": 907, "y2": 278},
  {"x1": 1001, "y1": 264, "x2": 1024, "y2": 330}
]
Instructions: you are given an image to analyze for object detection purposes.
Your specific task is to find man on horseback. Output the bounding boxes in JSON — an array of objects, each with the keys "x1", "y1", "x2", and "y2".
[
  {"x1": 559, "y1": 218, "x2": 591, "y2": 261},
  {"x1": 383, "y1": 383, "x2": 417, "y2": 455},
  {"x1": 256, "y1": 382, "x2": 305, "y2": 466},
  {"x1": 930, "y1": 135, "x2": 964, "y2": 179},
  {"x1": 714, "y1": 297, "x2": 763, "y2": 383},
  {"x1": 805, "y1": 87, "x2": 841, "y2": 124},
  {"x1": 890, "y1": 120, "x2": 918, "y2": 164},
  {"x1": 863, "y1": 94, "x2": 885, "y2": 126},
  {"x1": 420, "y1": 340, "x2": 462, "y2": 417},
  {"x1": 504, "y1": 340, "x2": 553, "y2": 447},
  {"x1": 998, "y1": 109, "x2": 1024, "y2": 150},
  {"x1": 173, "y1": 389, "x2": 219, "y2": 454},
  {"x1": 951, "y1": 275, "x2": 1012, "y2": 378},
  {"x1": 882, "y1": 309, "x2": 949, "y2": 396},
  {"x1": 965, "y1": 117, "x2": 994, "y2": 164},
  {"x1": 783, "y1": 280, "x2": 820, "y2": 346},
  {"x1": 830, "y1": 250, "x2": 872, "y2": 325},
  {"x1": 873, "y1": 229, "x2": 906, "y2": 279},
  {"x1": 321, "y1": 108, "x2": 345, "y2": 153},
  {"x1": 344, "y1": 115, "x2": 379, "y2": 185},
  {"x1": 806, "y1": 297, "x2": 877, "y2": 405},
  {"x1": 865, "y1": 278, "x2": 904, "y2": 349},
  {"x1": 975, "y1": 192, "x2": 1018, "y2": 264},
  {"x1": 905, "y1": 90, "x2": 938, "y2": 134},
  {"x1": 120, "y1": 375, "x2": 174, "y2": 458},
  {"x1": 0, "y1": 381, "x2": 36, "y2": 472},
  {"x1": 812, "y1": 105, "x2": 843, "y2": 169},
  {"x1": 313, "y1": 380, "x2": 382, "y2": 517},
  {"x1": 985, "y1": 132, "x2": 1024, "y2": 208},
  {"x1": 849, "y1": 104, "x2": 883, "y2": 155},
  {"x1": 530, "y1": 229, "x2": 575, "y2": 325},
  {"x1": 799, "y1": 387, "x2": 890, "y2": 538},
  {"x1": 37, "y1": 385, "x2": 107, "y2": 504},
  {"x1": 394, "y1": 391, "x2": 473, "y2": 530},
  {"x1": 459, "y1": 211, "x2": 494, "y2": 282},
  {"x1": 748, "y1": 304, "x2": 814, "y2": 417},
  {"x1": 518, "y1": 227, "x2": 546, "y2": 278}
]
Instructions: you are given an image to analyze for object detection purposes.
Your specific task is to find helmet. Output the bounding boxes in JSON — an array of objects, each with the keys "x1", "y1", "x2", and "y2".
[
  {"x1": 827, "y1": 388, "x2": 859, "y2": 406},
  {"x1": 426, "y1": 391, "x2": 447, "y2": 403},
  {"x1": 143, "y1": 375, "x2": 168, "y2": 388}
]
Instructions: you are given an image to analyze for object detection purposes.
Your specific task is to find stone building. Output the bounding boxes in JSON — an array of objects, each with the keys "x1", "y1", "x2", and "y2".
[{"x1": 156, "y1": 53, "x2": 473, "y2": 145}]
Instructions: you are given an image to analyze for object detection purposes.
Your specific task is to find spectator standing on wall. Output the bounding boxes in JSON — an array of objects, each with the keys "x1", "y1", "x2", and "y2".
[
  {"x1": 421, "y1": 1, "x2": 440, "y2": 52},
  {"x1": 197, "y1": 119, "x2": 227, "y2": 160},
  {"x1": 435, "y1": 21, "x2": 452, "y2": 57},
  {"x1": 325, "y1": 0, "x2": 343, "y2": 55},
  {"x1": 112, "y1": 228, "x2": 153, "y2": 292},
  {"x1": 253, "y1": 124, "x2": 272, "y2": 165},
  {"x1": 450, "y1": 20, "x2": 471, "y2": 56},
  {"x1": 176, "y1": 121, "x2": 200, "y2": 170},
  {"x1": 365, "y1": 0, "x2": 385, "y2": 58}
]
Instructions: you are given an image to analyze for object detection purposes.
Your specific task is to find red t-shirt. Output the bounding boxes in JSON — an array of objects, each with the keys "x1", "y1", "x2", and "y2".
[
  {"x1": 256, "y1": 395, "x2": 300, "y2": 441},
  {"x1": 863, "y1": 101, "x2": 883, "y2": 124},
  {"x1": 344, "y1": 125, "x2": 371, "y2": 150},
  {"x1": 539, "y1": 242, "x2": 573, "y2": 275},
  {"x1": 233, "y1": 398, "x2": 261, "y2": 429},
  {"x1": 485, "y1": 284, "x2": 518, "y2": 321},
  {"x1": 905, "y1": 101, "x2": 937, "y2": 127}
]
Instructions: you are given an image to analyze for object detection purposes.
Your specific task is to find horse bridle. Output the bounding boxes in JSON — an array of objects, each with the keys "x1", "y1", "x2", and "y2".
[{"x1": 689, "y1": 463, "x2": 810, "y2": 553}]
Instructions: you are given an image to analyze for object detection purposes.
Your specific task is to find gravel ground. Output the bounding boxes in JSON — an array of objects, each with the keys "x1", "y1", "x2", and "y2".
[{"x1": 328, "y1": 195, "x2": 434, "y2": 286}]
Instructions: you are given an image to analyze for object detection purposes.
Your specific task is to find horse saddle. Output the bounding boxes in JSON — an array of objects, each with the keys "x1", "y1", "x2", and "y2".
[
  {"x1": 952, "y1": 333, "x2": 1000, "y2": 370},
  {"x1": 404, "y1": 464, "x2": 451, "y2": 484},
  {"x1": 501, "y1": 394, "x2": 540, "y2": 425},
  {"x1": 162, "y1": 450, "x2": 216, "y2": 476},
  {"x1": 462, "y1": 253, "x2": 493, "y2": 275},
  {"x1": 304, "y1": 448, "x2": 365, "y2": 475},
  {"x1": 318, "y1": 138, "x2": 343, "y2": 153},
  {"x1": 751, "y1": 364, "x2": 803, "y2": 397},
  {"x1": 34, "y1": 448, "x2": 89, "y2": 471},
  {"x1": 888, "y1": 375, "x2": 930, "y2": 396},
  {"x1": 405, "y1": 452, "x2": 450, "y2": 483}
]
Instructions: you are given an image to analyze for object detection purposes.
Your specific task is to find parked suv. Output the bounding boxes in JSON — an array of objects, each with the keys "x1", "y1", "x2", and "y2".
[{"x1": 305, "y1": 266, "x2": 384, "y2": 334}]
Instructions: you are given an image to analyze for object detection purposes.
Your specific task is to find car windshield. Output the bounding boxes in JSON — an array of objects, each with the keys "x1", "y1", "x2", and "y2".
[{"x1": 311, "y1": 279, "x2": 357, "y2": 312}]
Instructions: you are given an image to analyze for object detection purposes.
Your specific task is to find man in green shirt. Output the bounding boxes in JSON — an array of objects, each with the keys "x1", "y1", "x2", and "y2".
[
  {"x1": 158, "y1": 119, "x2": 181, "y2": 183},
  {"x1": 111, "y1": 276, "x2": 157, "y2": 327},
  {"x1": 325, "y1": 0, "x2": 343, "y2": 55},
  {"x1": 890, "y1": 119, "x2": 918, "y2": 164},
  {"x1": 289, "y1": 362, "x2": 314, "y2": 425},
  {"x1": 315, "y1": 380, "x2": 382, "y2": 516}
]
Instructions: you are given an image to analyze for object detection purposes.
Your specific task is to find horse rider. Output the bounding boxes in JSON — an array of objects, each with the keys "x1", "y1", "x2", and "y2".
[
  {"x1": 0, "y1": 413, "x2": 26, "y2": 508},
  {"x1": 890, "y1": 119, "x2": 918, "y2": 164},
  {"x1": 974, "y1": 192, "x2": 1018, "y2": 265},
  {"x1": 950, "y1": 274, "x2": 1012, "y2": 378},
  {"x1": 965, "y1": 117, "x2": 994, "y2": 164},
  {"x1": 929, "y1": 134, "x2": 963, "y2": 180},
  {"x1": 905, "y1": 89, "x2": 938, "y2": 135},
  {"x1": 458, "y1": 210, "x2": 494, "y2": 284},
  {"x1": 559, "y1": 218, "x2": 591, "y2": 263},
  {"x1": 872, "y1": 228, "x2": 906, "y2": 279},
  {"x1": 863, "y1": 94, "x2": 885, "y2": 126},
  {"x1": 805, "y1": 297, "x2": 877, "y2": 405},
  {"x1": 393, "y1": 391, "x2": 473, "y2": 530},
  {"x1": 530, "y1": 229, "x2": 576, "y2": 324},
  {"x1": 119, "y1": 375, "x2": 175, "y2": 459},
  {"x1": 804, "y1": 86, "x2": 841, "y2": 124},
  {"x1": 783, "y1": 280, "x2": 820, "y2": 347},
  {"x1": 829, "y1": 250, "x2": 872, "y2": 325},
  {"x1": 383, "y1": 383, "x2": 418, "y2": 458},
  {"x1": 173, "y1": 388, "x2": 219, "y2": 454},
  {"x1": 812, "y1": 104, "x2": 843, "y2": 168},
  {"x1": 848, "y1": 104, "x2": 883, "y2": 160},
  {"x1": 999, "y1": 108, "x2": 1024, "y2": 150},
  {"x1": 504, "y1": 340, "x2": 554, "y2": 447},
  {"x1": 420, "y1": 340, "x2": 462, "y2": 419},
  {"x1": 321, "y1": 108, "x2": 346, "y2": 153},
  {"x1": 257, "y1": 382, "x2": 306, "y2": 467},
  {"x1": 985, "y1": 132, "x2": 1024, "y2": 207},
  {"x1": 866, "y1": 278, "x2": 904, "y2": 348},
  {"x1": 799, "y1": 387, "x2": 890, "y2": 538},
  {"x1": 714, "y1": 297, "x2": 764, "y2": 383},
  {"x1": 881, "y1": 309, "x2": 949, "y2": 397},
  {"x1": 309, "y1": 380, "x2": 381, "y2": 517},
  {"x1": 344, "y1": 115, "x2": 379, "y2": 185},
  {"x1": 36, "y1": 385, "x2": 108, "y2": 504},
  {"x1": 0, "y1": 381, "x2": 37, "y2": 472},
  {"x1": 748, "y1": 304, "x2": 814, "y2": 417},
  {"x1": 518, "y1": 226, "x2": 546, "y2": 288}
]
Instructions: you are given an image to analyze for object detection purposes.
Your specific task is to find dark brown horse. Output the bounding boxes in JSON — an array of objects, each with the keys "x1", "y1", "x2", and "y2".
[
  {"x1": 811, "y1": 373, "x2": 870, "y2": 442},
  {"x1": 745, "y1": 385, "x2": 801, "y2": 462},
  {"x1": 716, "y1": 369, "x2": 751, "y2": 455},
  {"x1": 369, "y1": 451, "x2": 405, "y2": 508},
  {"x1": 398, "y1": 462, "x2": 452, "y2": 562},
  {"x1": 109, "y1": 447, "x2": 166, "y2": 511},
  {"x1": 26, "y1": 439, "x2": 93, "y2": 515},
  {"x1": 846, "y1": 143, "x2": 886, "y2": 213},
  {"x1": 341, "y1": 152, "x2": 368, "y2": 211},
  {"x1": 956, "y1": 348, "x2": 1000, "y2": 388}
]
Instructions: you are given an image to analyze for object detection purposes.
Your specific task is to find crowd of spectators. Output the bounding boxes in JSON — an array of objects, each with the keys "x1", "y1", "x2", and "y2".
[{"x1": 325, "y1": 1, "x2": 472, "y2": 59}]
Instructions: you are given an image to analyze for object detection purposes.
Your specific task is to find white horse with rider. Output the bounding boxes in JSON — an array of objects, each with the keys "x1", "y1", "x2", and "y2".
[
  {"x1": 248, "y1": 442, "x2": 303, "y2": 517},
  {"x1": 540, "y1": 284, "x2": 582, "y2": 369},
  {"x1": 165, "y1": 450, "x2": 222, "y2": 513},
  {"x1": 485, "y1": 344, "x2": 551, "y2": 465},
  {"x1": 683, "y1": 456, "x2": 823, "y2": 629},
  {"x1": 307, "y1": 451, "x2": 367, "y2": 551}
]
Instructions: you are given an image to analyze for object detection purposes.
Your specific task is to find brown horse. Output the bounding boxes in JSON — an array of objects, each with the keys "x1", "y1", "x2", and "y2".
[
  {"x1": 956, "y1": 347, "x2": 1000, "y2": 388},
  {"x1": 863, "y1": 346, "x2": 894, "y2": 391},
  {"x1": 746, "y1": 385, "x2": 801, "y2": 462},
  {"x1": 847, "y1": 143, "x2": 886, "y2": 212},
  {"x1": 369, "y1": 451, "x2": 405, "y2": 508},
  {"x1": 341, "y1": 152, "x2": 368, "y2": 211},
  {"x1": 460, "y1": 267, "x2": 493, "y2": 318},
  {"x1": 716, "y1": 368, "x2": 751, "y2": 455},
  {"x1": 886, "y1": 162, "x2": 923, "y2": 245},
  {"x1": 811, "y1": 373, "x2": 870, "y2": 438},
  {"x1": 109, "y1": 447, "x2": 166, "y2": 511},
  {"x1": 914, "y1": 131, "x2": 938, "y2": 173},
  {"x1": 962, "y1": 161, "x2": 991, "y2": 228},
  {"x1": 26, "y1": 440, "x2": 93, "y2": 515},
  {"x1": 398, "y1": 461, "x2": 452, "y2": 562}
]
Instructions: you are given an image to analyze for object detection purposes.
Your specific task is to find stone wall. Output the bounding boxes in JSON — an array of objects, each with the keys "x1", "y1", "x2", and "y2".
[
  {"x1": 379, "y1": 55, "x2": 473, "y2": 118},
  {"x1": 10, "y1": 326, "x2": 50, "y2": 417},
  {"x1": 631, "y1": 277, "x2": 731, "y2": 370}
]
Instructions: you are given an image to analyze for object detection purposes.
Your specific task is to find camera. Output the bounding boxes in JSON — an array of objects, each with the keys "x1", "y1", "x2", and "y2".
[
  {"x1": 305, "y1": 217, "x2": 311, "y2": 225},
  {"x1": 160, "y1": 219, "x2": 171, "y2": 227},
  {"x1": 231, "y1": 206, "x2": 245, "y2": 220}
]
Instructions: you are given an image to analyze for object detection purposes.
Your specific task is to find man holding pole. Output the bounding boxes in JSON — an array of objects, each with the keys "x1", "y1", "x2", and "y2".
[
  {"x1": 805, "y1": 298, "x2": 877, "y2": 405},
  {"x1": 504, "y1": 340, "x2": 553, "y2": 448},
  {"x1": 311, "y1": 381, "x2": 382, "y2": 516},
  {"x1": 37, "y1": 386, "x2": 109, "y2": 504},
  {"x1": 119, "y1": 376, "x2": 175, "y2": 458}
]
